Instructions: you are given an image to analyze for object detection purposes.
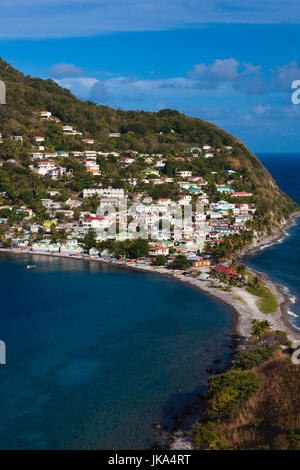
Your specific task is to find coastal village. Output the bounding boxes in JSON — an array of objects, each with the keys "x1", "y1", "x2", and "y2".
[
  {"x1": 3, "y1": 107, "x2": 296, "y2": 346},
  {"x1": 0, "y1": 60, "x2": 300, "y2": 451},
  {"x1": 0, "y1": 109, "x2": 257, "y2": 272}
]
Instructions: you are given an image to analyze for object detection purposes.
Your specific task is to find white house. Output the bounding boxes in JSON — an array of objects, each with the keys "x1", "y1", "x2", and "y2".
[
  {"x1": 39, "y1": 111, "x2": 52, "y2": 119},
  {"x1": 175, "y1": 170, "x2": 192, "y2": 178},
  {"x1": 33, "y1": 136, "x2": 45, "y2": 143}
]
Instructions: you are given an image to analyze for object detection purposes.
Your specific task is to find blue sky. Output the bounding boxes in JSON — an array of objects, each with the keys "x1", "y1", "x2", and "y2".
[{"x1": 1, "y1": 1, "x2": 300, "y2": 152}]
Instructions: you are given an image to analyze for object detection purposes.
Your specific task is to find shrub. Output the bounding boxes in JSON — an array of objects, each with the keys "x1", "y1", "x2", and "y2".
[
  {"x1": 193, "y1": 422, "x2": 231, "y2": 450},
  {"x1": 233, "y1": 346, "x2": 273, "y2": 370},
  {"x1": 207, "y1": 369, "x2": 260, "y2": 418}
]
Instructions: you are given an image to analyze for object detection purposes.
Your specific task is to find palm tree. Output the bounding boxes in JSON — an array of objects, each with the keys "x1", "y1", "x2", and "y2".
[
  {"x1": 237, "y1": 264, "x2": 247, "y2": 280},
  {"x1": 250, "y1": 319, "x2": 271, "y2": 339},
  {"x1": 251, "y1": 276, "x2": 263, "y2": 291}
]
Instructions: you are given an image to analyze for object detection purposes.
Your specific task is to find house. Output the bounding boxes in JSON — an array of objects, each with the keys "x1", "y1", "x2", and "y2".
[
  {"x1": 192, "y1": 260, "x2": 212, "y2": 267},
  {"x1": 83, "y1": 187, "x2": 125, "y2": 198},
  {"x1": 120, "y1": 156, "x2": 134, "y2": 167},
  {"x1": 177, "y1": 195, "x2": 192, "y2": 204},
  {"x1": 71, "y1": 151, "x2": 84, "y2": 158},
  {"x1": 8, "y1": 136, "x2": 23, "y2": 142},
  {"x1": 54, "y1": 151, "x2": 69, "y2": 158},
  {"x1": 16, "y1": 207, "x2": 33, "y2": 218},
  {"x1": 108, "y1": 132, "x2": 120, "y2": 138},
  {"x1": 232, "y1": 192, "x2": 253, "y2": 197},
  {"x1": 33, "y1": 136, "x2": 45, "y2": 143},
  {"x1": 35, "y1": 161, "x2": 56, "y2": 176},
  {"x1": 149, "y1": 246, "x2": 169, "y2": 256},
  {"x1": 213, "y1": 265, "x2": 238, "y2": 277},
  {"x1": 83, "y1": 216, "x2": 108, "y2": 229},
  {"x1": 66, "y1": 198, "x2": 83, "y2": 208},
  {"x1": 31, "y1": 152, "x2": 44, "y2": 159},
  {"x1": 217, "y1": 186, "x2": 233, "y2": 194},
  {"x1": 81, "y1": 138, "x2": 94, "y2": 145},
  {"x1": 60, "y1": 244, "x2": 83, "y2": 255},
  {"x1": 158, "y1": 198, "x2": 172, "y2": 206},
  {"x1": 89, "y1": 247, "x2": 99, "y2": 257},
  {"x1": 31, "y1": 242, "x2": 50, "y2": 253},
  {"x1": 175, "y1": 170, "x2": 192, "y2": 178},
  {"x1": 39, "y1": 111, "x2": 52, "y2": 119},
  {"x1": 83, "y1": 160, "x2": 100, "y2": 171},
  {"x1": 86, "y1": 168, "x2": 101, "y2": 176}
]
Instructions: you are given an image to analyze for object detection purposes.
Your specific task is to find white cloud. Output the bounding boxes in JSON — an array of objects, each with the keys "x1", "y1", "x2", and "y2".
[
  {"x1": 48, "y1": 63, "x2": 83, "y2": 78},
  {"x1": 56, "y1": 77, "x2": 99, "y2": 98},
  {"x1": 271, "y1": 61, "x2": 300, "y2": 91}
]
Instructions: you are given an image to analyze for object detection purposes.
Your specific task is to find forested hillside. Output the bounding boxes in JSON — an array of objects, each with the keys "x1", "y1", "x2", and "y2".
[{"x1": 0, "y1": 57, "x2": 298, "y2": 232}]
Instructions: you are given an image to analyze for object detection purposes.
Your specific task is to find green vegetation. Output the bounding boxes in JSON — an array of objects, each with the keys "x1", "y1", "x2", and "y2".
[
  {"x1": 233, "y1": 346, "x2": 273, "y2": 370},
  {"x1": 193, "y1": 330, "x2": 300, "y2": 450},
  {"x1": 193, "y1": 422, "x2": 231, "y2": 450},
  {"x1": 171, "y1": 254, "x2": 190, "y2": 270},
  {"x1": 0, "y1": 56, "x2": 298, "y2": 235},
  {"x1": 250, "y1": 319, "x2": 272, "y2": 339},
  {"x1": 206, "y1": 368, "x2": 260, "y2": 419},
  {"x1": 97, "y1": 238, "x2": 149, "y2": 259},
  {"x1": 153, "y1": 255, "x2": 167, "y2": 266},
  {"x1": 247, "y1": 274, "x2": 279, "y2": 314}
]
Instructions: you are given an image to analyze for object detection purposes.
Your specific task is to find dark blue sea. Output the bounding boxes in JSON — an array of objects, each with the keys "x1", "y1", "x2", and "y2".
[
  {"x1": 245, "y1": 154, "x2": 300, "y2": 329},
  {"x1": 0, "y1": 255, "x2": 234, "y2": 449},
  {"x1": 0, "y1": 153, "x2": 299, "y2": 449}
]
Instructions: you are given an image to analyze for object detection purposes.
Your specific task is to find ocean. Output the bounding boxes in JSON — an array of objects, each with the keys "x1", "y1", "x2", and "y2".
[
  {"x1": 0, "y1": 254, "x2": 234, "y2": 449},
  {"x1": 0, "y1": 153, "x2": 298, "y2": 449},
  {"x1": 245, "y1": 154, "x2": 300, "y2": 329}
]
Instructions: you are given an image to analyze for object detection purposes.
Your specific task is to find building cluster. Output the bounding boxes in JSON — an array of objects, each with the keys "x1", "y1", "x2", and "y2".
[{"x1": 0, "y1": 111, "x2": 256, "y2": 262}]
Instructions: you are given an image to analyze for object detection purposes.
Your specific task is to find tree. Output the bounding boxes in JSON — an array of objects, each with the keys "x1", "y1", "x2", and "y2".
[
  {"x1": 237, "y1": 264, "x2": 247, "y2": 280},
  {"x1": 250, "y1": 319, "x2": 272, "y2": 339},
  {"x1": 251, "y1": 276, "x2": 263, "y2": 291},
  {"x1": 172, "y1": 254, "x2": 190, "y2": 270},
  {"x1": 127, "y1": 238, "x2": 149, "y2": 259},
  {"x1": 153, "y1": 255, "x2": 167, "y2": 266},
  {"x1": 83, "y1": 229, "x2": 97, "y2": 251}
]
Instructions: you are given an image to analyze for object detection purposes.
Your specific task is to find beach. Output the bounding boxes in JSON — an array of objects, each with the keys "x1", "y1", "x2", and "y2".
[
  {"x1": 2, "y1": 212, "x2": 300, "y2": 345},
  {"x1": 0, "y1": 212, "x2": 299, "y2": 450}
]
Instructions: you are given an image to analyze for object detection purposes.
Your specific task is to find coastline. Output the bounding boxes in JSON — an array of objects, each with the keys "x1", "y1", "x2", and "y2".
[
  {"x1": 1, "y1": 212, "x2": 299, "y2": 343},
  {"x1": 0, "y1": 211, "x2": 299, "y2": 450}
]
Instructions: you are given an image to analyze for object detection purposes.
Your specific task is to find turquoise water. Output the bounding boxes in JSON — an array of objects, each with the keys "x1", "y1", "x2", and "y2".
[
  {"x1": 244, "y1": 154, "x2": 300, "y2": 328},
  {"x1": 0, "y1": 254, "x2": 234, "y2": 449}
]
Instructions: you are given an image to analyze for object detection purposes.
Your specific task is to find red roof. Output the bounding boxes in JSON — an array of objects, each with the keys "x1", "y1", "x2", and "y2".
[
  {"x1": 84, "y1": 217, "x2": 105, "y2": 221},
  {"x1": 213, "y1": 265, "x2": 238, "y2": 276}
]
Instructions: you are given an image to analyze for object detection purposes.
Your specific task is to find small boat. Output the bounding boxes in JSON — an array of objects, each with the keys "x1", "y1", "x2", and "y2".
[{"x1": 26, "y1": 265, "x2": 36, "y2": 269}]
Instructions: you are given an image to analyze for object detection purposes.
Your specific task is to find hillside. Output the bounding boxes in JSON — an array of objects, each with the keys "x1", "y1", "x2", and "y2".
[
  {"x1": 193, "y1": 346, "x2": 300, "y2": 450},
  {"x1": 0, "y1": 57, "x2": 298, "y2": 256}
]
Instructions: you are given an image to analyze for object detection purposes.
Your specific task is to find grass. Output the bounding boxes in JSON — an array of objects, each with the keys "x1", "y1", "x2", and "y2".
[
  {"x1": 217, "y1": 350, "x2": 300, "y2": 450},
  {"x1": 247, "y1": 285, "x2": 278, "y2": 314},
  {"x1": 246, "y1": 273, "x2": 278, "y2": 314},
  {"x1": 231, "y1": 294, "x2": 247, "y2": 304},
  {"x1": 193, "y1": 349, "x2": 300, "y2": 450}
]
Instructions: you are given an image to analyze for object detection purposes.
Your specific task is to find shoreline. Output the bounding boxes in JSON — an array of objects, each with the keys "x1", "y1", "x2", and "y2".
[
  {"x1": 0, "y1": 211, "x2": 299, "y2": 450},
  {"x1": 1, "y1": 212, "x2": 299, "y2": 343}
]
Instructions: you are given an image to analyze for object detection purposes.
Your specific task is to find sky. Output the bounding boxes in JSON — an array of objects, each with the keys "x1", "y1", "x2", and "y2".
[{"x1": 1, "y1": 1, "x2": 300, "y2": 152}]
